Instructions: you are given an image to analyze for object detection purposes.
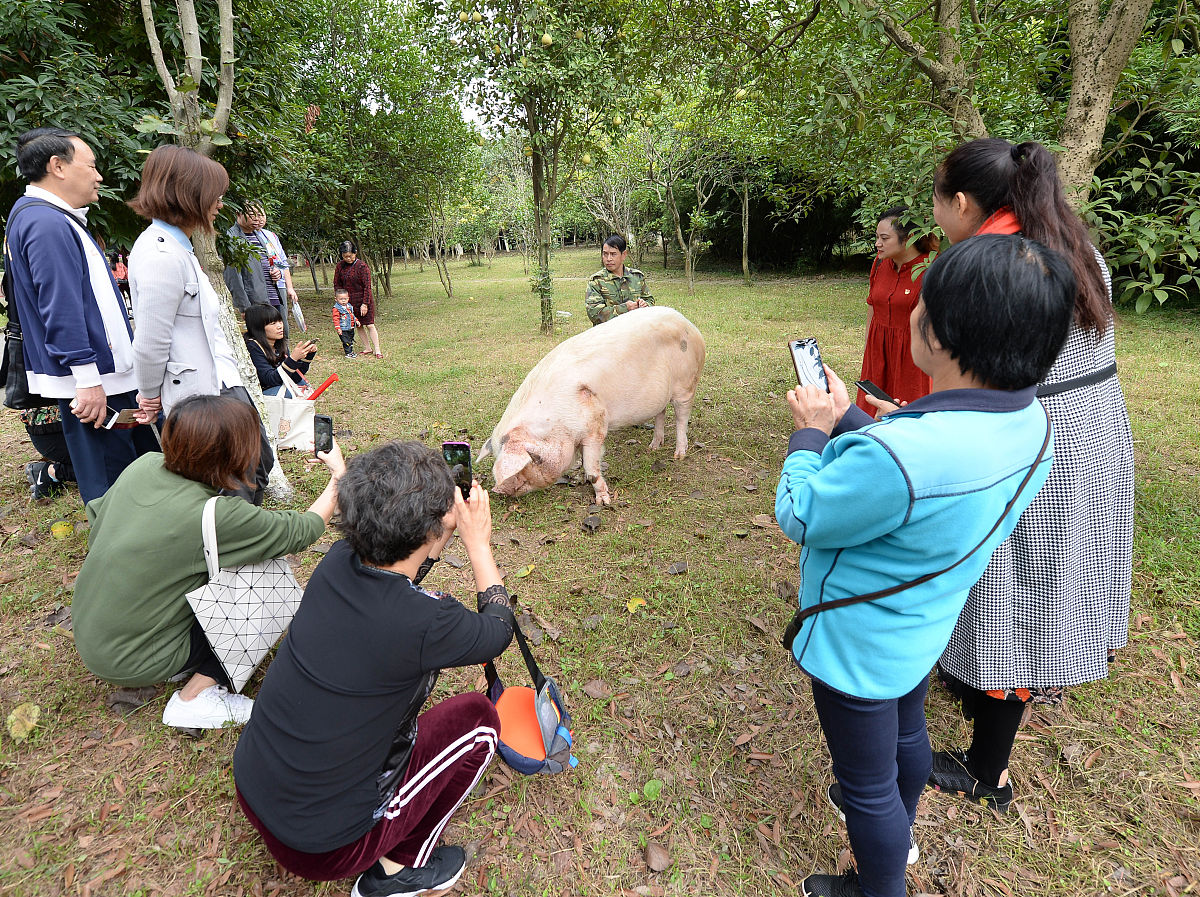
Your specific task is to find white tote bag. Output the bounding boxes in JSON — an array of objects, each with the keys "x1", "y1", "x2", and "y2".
[
  {"x1": 263, "y1": 368, "x2": 314, "y2": 450},
  {"x1": 185, "y1": 497, "x2": 304, "y2": 692}
]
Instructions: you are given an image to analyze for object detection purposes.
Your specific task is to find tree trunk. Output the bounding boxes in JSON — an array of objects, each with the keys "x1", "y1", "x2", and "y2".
[
  {"x1": 1057, "y1": 0, "x2": 1157, "y2": 200},
  {"x1": 304, "y1": 251, "x2": 320, "y2": 292},
  {"x1": 530, "y1": 151, "x2": 554, "y2": 334},
  {"x1": 665, "y1": 183, "x2": 690, "y2": 289},
  {"x1": 741, "y1": 177, "x2": 751, "y2": 286}
]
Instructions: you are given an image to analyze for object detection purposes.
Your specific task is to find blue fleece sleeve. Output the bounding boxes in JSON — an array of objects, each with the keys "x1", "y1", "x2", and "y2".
[
  {"x1": 775, "y1": 431, "x2": 912, "y2": 549},
  {"x1": 24, "y1": 218, "x2": 96, "y2": 368},
  {"x1": 245, "y1": 339, "x2": 283, "y2": 390}
]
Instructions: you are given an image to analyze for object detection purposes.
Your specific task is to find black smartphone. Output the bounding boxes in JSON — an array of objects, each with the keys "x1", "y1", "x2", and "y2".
[
  {"x1": 442, "y1": 441, "x2": 472, "y2": 499},
  {"x1": 788, "y1": 338, "x2": 830, "y2": 393},
  {"x1": 855, "y1": 379, "x2": 897, "y2": 405},
  {"x1": 313, "y1": 414, "x2": 333, "y2": 455}
]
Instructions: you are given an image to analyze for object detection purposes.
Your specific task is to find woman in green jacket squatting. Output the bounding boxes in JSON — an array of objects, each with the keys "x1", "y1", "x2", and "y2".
[{"x1": 72, "y1": 394, "x2": 345, "y2": 730}]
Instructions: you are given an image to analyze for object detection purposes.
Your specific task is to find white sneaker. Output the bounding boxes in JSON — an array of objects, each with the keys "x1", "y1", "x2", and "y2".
[{"x1": 162, "y1": 685, "x2": 253, "y2": 729}]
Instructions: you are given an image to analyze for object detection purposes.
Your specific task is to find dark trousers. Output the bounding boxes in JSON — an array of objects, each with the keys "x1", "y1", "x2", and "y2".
[
  {"x1": 811, "y1": 677, "x2": 931, "y2": 897},
  {"x1": 338, "y1": 329, "x2": 355, "y2": 355},
  {"x1": 237, "y1": 693, "x2": 500, "y2": 879},
  {"x1": 178, "y1": 617, "x2": 233, "y2": 691},
  {"x1": 27, "y1": 426, "x2": 76, "y2": 482},
  {"x1": 57, "y1": 391, "x2": 159, "y2": 505},
  {"x1": 220, "y1": 384, "x2": 273, "y2": 506}
]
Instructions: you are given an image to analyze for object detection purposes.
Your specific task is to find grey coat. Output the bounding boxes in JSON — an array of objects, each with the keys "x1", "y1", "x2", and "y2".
[
  {"x1": 128, "y1": 223, "x2": 225, "y2": 413},
  {"x1": 222, "y1": 223, "x2": 272, "y2": 311}
]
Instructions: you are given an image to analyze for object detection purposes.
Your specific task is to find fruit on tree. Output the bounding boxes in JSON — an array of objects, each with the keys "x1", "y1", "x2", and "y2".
[
  {"x1": 541, "y1": 33, "x2": 553, "y2": 45},
  {"x1": 459, "y1": 11, "x2": 468, "y2": 21},
  {"x1": 471, "y1": 11, "x2": 482, "y2": 21}
]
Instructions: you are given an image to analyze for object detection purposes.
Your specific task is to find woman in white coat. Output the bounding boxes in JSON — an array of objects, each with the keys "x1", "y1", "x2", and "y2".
[{"x1": 127, "y1": 145, "x2": 273, "y2": 504}]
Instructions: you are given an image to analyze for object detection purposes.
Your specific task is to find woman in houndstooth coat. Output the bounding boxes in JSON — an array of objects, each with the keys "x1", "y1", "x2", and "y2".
[{"x1": 924, "y1": 138, "x2": 1134, "y2": 812}]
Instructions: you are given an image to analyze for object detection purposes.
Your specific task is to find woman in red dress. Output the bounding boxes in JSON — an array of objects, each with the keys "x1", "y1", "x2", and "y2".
[
  {"x1": 333, "y1": 240, "x2": 382, "y2": 358},
  {"x1": 855, "y1": 206, "x2": 936, "y2": 414}
]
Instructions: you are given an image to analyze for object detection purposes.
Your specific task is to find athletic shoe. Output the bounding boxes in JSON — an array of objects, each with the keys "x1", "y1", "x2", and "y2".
[
  {"x1": 345, "y1": 351, "x2": 358, "y2": 358},
  {"x1": 927, "y1": 749, "x2": 1013, "y2": 812},
  {"x1": 351, "y1": 846, "x2": 467, "y2": 897},
  {"x1": 801, "y1": 871, "x2": 865, "y2": 897},
  {"x1": 826, "y1": 782, "x2": 919, "y2": 864},
  {"x1": 25, "y1": 461, "x2": 64, "y2": 501},
  {"x1": 161, "y1": 686, "x2": 253, "y2": 729}
]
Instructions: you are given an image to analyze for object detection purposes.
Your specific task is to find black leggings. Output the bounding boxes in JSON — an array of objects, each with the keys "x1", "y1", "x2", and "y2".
[
  {"x1": 178, "y1": 617, "x2": 234, "y2": 691},
  {"x1": 941, "y1": 669, "x2": 1027, "y2": 787}
]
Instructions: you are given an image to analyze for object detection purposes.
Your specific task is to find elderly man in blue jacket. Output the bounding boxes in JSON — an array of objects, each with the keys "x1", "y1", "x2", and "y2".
[{"x1": 4, "y1": 128, "x2": 156, "y2": 504}]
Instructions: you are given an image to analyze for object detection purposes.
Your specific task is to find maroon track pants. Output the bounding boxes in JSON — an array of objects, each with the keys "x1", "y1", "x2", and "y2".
[{"x1": 237, "y1": 692, "x2": 499, "y2": 880}]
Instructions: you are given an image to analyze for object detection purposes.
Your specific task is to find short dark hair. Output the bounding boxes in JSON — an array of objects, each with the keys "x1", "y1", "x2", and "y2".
[
  {"x1": 334, "y1": 288, "x2": 350, "y2": 298},
  {"x1": 244, "y1": 304, "x2": 287, "y2": 365},
  {"x1": 161, "y1": 394, "x2": 261, "y2": 490},
  {"x1": 603, "y1": 234, "x2": 627, "y2": 253},
  {"x1": 917, "y1": 234, "x2": 1074, "y2": 390},
  {"x1": 128, "y1": 145, "x2": 229, "y2": 232},
  {"x1": 337, "y1": 441, "x2": 456, "y2": 566},
  {"x1": 338, "y1": 240, "x2": 357, "y2": 255},
  {"x1": 16, "y1": 128, "x2": 79, "y2": 182},
  {"x1": 877, "y1": 205, "x2": 935, "y2": 254}
]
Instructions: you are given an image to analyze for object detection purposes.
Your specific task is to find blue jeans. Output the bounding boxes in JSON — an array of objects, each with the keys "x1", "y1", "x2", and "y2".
[{"x1": 810, "y1": 676, "x2": 931, "y2": 897}]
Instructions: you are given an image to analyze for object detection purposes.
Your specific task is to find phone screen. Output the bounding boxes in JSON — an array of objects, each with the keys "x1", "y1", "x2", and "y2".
[
  {"x1": 789, "y1": 338, "x2": 830, "y2": 393},
  {"x1": 313, "y1": 414, "x2": 333, "y2": 455},
  {"x1": 442, "y1": 442, "x2": 472, "y2": 499}
]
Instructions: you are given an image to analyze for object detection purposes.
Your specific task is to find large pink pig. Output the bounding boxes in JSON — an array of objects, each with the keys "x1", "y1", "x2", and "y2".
[{"x1": 480, "y1": 307, "x2": 705, "y2": 505}]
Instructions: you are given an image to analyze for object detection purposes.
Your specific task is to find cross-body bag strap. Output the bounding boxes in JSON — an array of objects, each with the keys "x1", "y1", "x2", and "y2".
[
  {"x1": 1036, "y1": 362, "x2": 1116, "y2": 397},
  {"x1": 782, "y1": 404, "x2": 1052, "y2": 651},
  {"x1": 199, "y1": 496, "x2": 222, "y2": 579},
  {"x1": 483, "y1": 609, "x2": 547, "y2": 692}
]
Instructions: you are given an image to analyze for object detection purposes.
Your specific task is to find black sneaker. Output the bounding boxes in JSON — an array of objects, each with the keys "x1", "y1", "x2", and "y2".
[
  {"x1": 826, "y1": 782, "x2": 919, "y2": 864},
  {"x1": 801, "y1": 871, "x2": 866, "y2": 897},
  {"x1": 351, "y1": 846, "x2": 467, "y2": 897},
  {"x1": 25, "y1": 461, "x2": 64, "y2": 501},
  {"x1": 927, "y1": 749, "x2": 1013, "y2": 812}
]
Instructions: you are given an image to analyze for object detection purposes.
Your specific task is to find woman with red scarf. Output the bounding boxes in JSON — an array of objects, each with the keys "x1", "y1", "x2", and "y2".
[
  {"x1": 334, "y1": 241, "x2": 382, "y2": 358},
  {"x1": 855, "y1": 206, "x2": 935, "y2": 414},
  {"x1": 923, "y1": 138, "x2": 1133, "y2": 815}
]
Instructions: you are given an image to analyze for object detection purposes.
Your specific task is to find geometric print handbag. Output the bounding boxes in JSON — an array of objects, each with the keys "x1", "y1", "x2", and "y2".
[{"x1": 185, "y1": 497, "x2": 304, "y2": 692}]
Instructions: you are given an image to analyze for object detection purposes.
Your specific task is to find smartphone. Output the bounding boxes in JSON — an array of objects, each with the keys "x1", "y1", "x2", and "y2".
[
  {"x1": 788, "y1": 338, "x2": 830, "y2": 393},
  {"x1": 313, "y1": 414, "x2": 333, "y2": 455},
  {"x1": 442, "y1": 441, "x2": 472, "y2": 499},
  {"x1": 854, "y1": 379, "x2": 897, "y2": 405},
  {"x1": 102, "y1": 407, "x2": 140, "y2": 429}
]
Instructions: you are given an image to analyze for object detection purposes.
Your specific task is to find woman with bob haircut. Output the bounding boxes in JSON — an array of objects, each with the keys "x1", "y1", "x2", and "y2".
[
  {"x1": 235, "y1": 441, "x2": 516, "y2": 897},
  {"x1": 127, "y1": 145, "x2": 273, "y2": 504},
  {"x1": 922, "y1": 138, "x2": 1134, "y2": 815},
  {"x1": 72, "y1": 394, "x2": 345, "y2": 730},
  {"x1": 243, "y1": 303, "x2": 317, "y2": 396},
  {"x1": 855, "y1": 205, "x2": 936, "y2": 414},
  {"x1": 775, "y1": 235, "x2": 1073, "y2": 897}
]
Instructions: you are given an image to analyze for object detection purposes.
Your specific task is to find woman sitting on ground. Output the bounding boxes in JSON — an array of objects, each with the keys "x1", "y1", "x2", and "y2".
[
  {"x1": 775, "y1": 235, "x2": 1074, "y2": 897},
  {"x1": 243, "y1": 304, "x2": 317, "y2": 396},
  {"x1": 234, "y1": 441, "x2": 515, "y2": 897},
  {"x1": 72, "y1": 394, "x2": 345, "y2": 730}
]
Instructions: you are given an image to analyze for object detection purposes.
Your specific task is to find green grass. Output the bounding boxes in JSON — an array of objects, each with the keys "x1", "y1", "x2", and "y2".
[{"x1": 1, "y1": 246, "x2": 1198, "y2": 895}]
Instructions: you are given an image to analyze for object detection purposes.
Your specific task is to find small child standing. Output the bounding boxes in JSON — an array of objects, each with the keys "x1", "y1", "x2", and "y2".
[{"x1": 332, "y1": 288, "x2": 360, "y2": 358}]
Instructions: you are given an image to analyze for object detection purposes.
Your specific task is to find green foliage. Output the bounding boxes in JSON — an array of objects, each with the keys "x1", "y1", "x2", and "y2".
[{"x1": 1084, "y1": 145, "x2": 1200, "y2": 310}]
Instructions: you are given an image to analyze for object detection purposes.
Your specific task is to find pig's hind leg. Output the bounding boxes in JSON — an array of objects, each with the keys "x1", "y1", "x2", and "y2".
[
  {"x1": 648, "y1": 411, "x2": 667, "y2": 451},
  {"x1": 671, "y1": 395, "x2": 694, "y2": 459}
]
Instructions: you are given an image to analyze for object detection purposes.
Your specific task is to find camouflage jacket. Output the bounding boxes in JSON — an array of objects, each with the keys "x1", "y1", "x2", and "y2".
[{"x1": 585, "y1": 267, "x2": 654, "y2": 325}]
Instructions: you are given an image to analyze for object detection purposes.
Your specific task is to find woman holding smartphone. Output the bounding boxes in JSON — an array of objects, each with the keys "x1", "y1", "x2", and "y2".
[{"x1": 243, "y1": 304, "x2": 316, "y2": 396}]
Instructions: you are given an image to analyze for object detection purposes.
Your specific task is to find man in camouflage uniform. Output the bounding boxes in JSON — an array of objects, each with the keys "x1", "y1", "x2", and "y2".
[{"x1": 585, "y1": 235, "x2": 654, "y2": 325}]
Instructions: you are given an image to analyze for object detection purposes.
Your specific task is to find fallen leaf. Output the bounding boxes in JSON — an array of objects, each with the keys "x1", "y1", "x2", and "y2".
[
  {"x1": 310, "y1": 543, "x2": 331, "y2": 554},
  {"x1": 0, "y1": 571, "x2": 16, "y2": 586},
  {"x1": 733, "y1": 530, "x2": 749, "y2": 538},
  {"x1": 672, "y1": 660, "x2": 692, "y2": 678},
  {"x1": 583, "y1": 680, "x2": 613, "y2": 699},
  {"x1": 752, "y1": 514, "x2": 776, "y2": 528},
  {"x1": 441, "y1": 553, "x2": 464, "y2": 569},
  {"x1": 514, "y1": 564, "x2": 536, "y2": 579},
  {"x1": 644, "y1": 841, "x2": 671, "y2": 872},
  {"x1": 635, "y1": 519, "x2": 653, "y2": 528},
  {"x1": 582, "y1": 515, "x2": 602, "y2": 533},
  {"x1": 651, "y1": 460, "x2": 668, "y2": 473},
  {"x1": 733, "y1": 731, "x2": 754, "y2": 747},
  {"x1": 581, "y1": 614, "x2": 602, "y2": 631},
  {"x1": 746, "y1": 616, "x2": 769, "y2": 634},
  {"x1": 7, "y1": 702, "x2": 40, "y2": 740},
  {"x1": 742, "y1": 483, "x2": 758, "y2": 492},
  {"x1": 667, "y1": 561, "x2": 688, "y2": 575},
  {"x1": 627, "y1": 596, "x2": 646, "y2": 613}
]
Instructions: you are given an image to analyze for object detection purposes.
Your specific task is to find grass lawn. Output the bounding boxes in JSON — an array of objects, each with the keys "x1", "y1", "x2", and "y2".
[{"x1": 1, "y1": 246, "x2": 1198, "y2": 896}]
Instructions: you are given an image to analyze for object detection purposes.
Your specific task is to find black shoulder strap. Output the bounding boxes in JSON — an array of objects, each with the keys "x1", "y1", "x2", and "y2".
[
  {"x1": 484, "y1": 612, "x2": 547, "y2": 693},
  {"x1": 782, "y1": 403, "x2": 1052, "y2": 650}
]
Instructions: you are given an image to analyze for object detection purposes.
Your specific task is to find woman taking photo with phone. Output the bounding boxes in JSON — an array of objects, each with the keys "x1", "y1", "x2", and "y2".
[
  {"x1": 926, "y1": 137, "x2": 1134, "y2": 813},
  {"x1": 855, "y1": 206, "x2": 935, "y2": 414},
  {"x1": 72, "y1": 394, "x2": 345, "y2": 731},
  {"x1": 244, "y1": 304, "x2": 316, "y2": 396}
]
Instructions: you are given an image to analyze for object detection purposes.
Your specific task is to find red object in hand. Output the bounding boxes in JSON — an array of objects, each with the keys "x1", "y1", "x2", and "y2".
[{"x1": 307, "y1": 373, "x2": 339, "y2": 401}]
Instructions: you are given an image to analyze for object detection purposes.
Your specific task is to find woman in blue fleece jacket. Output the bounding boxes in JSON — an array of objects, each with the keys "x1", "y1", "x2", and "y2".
[{"x1": 776, "y1": 235, "x2": 1074, "y2": 897}]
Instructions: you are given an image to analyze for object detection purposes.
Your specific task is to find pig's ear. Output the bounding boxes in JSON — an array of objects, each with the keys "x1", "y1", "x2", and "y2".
[
  {"x1": 492, "y1": 448, "x2": 532, "y2": 487},
  {"x1": 478, "y1": 437, "x2": 493, "y2": 460}
]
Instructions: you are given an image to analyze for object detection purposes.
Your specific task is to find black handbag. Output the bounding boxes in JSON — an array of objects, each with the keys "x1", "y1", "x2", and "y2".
[{"x1": 2, "y1": 200, "x2": 76, "y2": 410}]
